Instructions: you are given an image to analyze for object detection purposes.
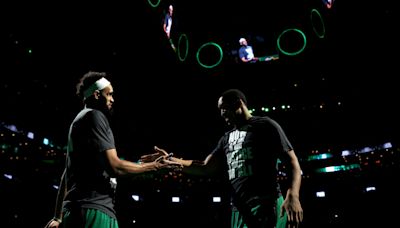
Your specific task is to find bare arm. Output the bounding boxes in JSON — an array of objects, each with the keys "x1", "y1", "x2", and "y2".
[
  {"x1": 281, "y1": 150, "x2": 304, "y2": 225},
  {"x1": 152, "y1": 146, "x2": 220, "y2": 176},
  {"x1": 44, "y1": 169, "x2": 67, "y2": 228},
  {"x1": 163, "y1": 21, "x2": 170, "y2": 38},
  {"x1": 241, "y1": 56, "x2": 249, "y2": 62},
  {"x1": 106, "y1": 148, "x2": 180, "y2": 176}
]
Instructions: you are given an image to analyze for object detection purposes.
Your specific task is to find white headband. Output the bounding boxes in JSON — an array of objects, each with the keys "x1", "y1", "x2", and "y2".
[{"x1": 83, "y1": 77, "x2": 111, "y2": 98}]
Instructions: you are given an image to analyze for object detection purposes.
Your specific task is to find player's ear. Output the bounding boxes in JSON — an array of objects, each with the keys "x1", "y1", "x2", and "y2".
[{"x1": 94, "y1": 90, "x2": 101, "y2": 99}]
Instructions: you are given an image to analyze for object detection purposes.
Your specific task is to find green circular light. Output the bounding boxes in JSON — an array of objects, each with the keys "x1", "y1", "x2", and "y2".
[
  {"x1": 147, "y1": 0, "x2": 161, "y2": 8},
  {"x1": 178, "y1": 33, "x2": 189, "y2": 62},
  {"x1": 310, "y1": 8, "x2": 325, "y2": 39},
  {"x1": 277, "y1": 28, "x2": 307, "y2": 56},
  {"x1": 196, "y1": 42, "x2": 223, "y2": 69}
]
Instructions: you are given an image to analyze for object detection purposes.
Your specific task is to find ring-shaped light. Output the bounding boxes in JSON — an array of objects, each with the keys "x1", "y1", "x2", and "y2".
[
  {"x1": 178, "y1": 33, "x2": 189, "y2": 62},
  {"x1": 196, "y1": 42, "x2": 223, "y2": 69},
  {"x1": 310, "y1": 8, "x2": 326, "y2": 39},
  {"x1": 277, "y1": 28, "x2": 307, "y2": 56},
  {"x1": 147, "y1": 0, "x2": 161, "y2": 8}
]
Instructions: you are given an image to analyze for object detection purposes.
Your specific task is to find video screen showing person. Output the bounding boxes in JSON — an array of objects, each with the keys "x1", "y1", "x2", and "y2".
[
  {"x1": 152, "y1": 0, "x2": 329, "y2": 68},
  {"x1": 162, "y1": 3, "x2": 176, "y2": 52},
  {"x1": 236, "y1": 36, "x2": 279, "y2": 64},
  {"x1": 322, "y1": 0, "x2": 335, "y2": 9}
]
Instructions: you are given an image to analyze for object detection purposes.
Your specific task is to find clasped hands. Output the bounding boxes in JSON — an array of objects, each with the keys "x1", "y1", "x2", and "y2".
[{"x1": 140, "y1": 146, "x2": 182, "y2": 171}]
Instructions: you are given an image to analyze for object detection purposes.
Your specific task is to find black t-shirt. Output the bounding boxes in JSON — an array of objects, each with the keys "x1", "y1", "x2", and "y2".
[
  {"x1": 212, "y1": 116, "x2": 293, "y2": 208},
  {"x1": 63, "y1": 108, "x2": 117, "y2": 219}
]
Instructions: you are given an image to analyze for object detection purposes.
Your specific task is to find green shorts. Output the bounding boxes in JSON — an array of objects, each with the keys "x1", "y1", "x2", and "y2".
[
  {"x1": 62, "y1": 208, "x2": 119, "y2": 228},
  {"x1": 231, "y1": 196, "x2": 287, "y2": 228},
  {"x1": 275, "y1": 196, "x2": 287, "y2": 228}
]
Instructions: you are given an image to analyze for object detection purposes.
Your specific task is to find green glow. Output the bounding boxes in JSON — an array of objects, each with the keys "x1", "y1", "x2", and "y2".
[
  {"x1": 310, "y1": 9, "x2": 326, "y2": 39},
  {"x1": 1, "y1": 143, "x2": 10, "y2": 149},
  {"x1": 277, "y1": 28, "x2": 307, "y2": 56},
  {"x1": 147, "y1": 0, "x2": 160, "y2": 8},
  {"x1": 261, "y1": 107, "x2": 269, "y2": 112},
  {"x1": 316, "y1": 164, "x2": 360, "y2": 173},
  {"x1": 307, "y1": 153, "x2": 333, "y2": 161},
  {"x1": 178, "y1": 33, "x2": 189, "y2": 62},
  {"x1": 196, "y1": 42, "x2": 223, "y2": 69}
]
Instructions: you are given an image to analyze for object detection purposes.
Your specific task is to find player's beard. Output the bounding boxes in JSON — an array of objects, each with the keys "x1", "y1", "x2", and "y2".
[
  {"x1": 101, "y1": 103, "x2": 114, "y2": 120},
  {"x1": 95, "y1": 97, "x2": 113, "y2": 120}
]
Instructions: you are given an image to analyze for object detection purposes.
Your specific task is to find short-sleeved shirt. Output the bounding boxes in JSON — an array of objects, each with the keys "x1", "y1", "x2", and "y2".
[
  {"x1": 212, "y1": 116, "x2": 293, "y2": 208},
  {"x1": 239, "y1": 45, "x2": 256, "y2": 62},
  {"x1": 164, "y1": 14, "x2": 172, "y2": 34},
  {"x1": 63, "y1": 108, "x2": 117, "y2": 219}
]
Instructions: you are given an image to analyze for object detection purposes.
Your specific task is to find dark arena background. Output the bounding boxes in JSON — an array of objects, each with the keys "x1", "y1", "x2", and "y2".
[{"x1": 1, "y1": 0, "x2": 399, "y2": 227}]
